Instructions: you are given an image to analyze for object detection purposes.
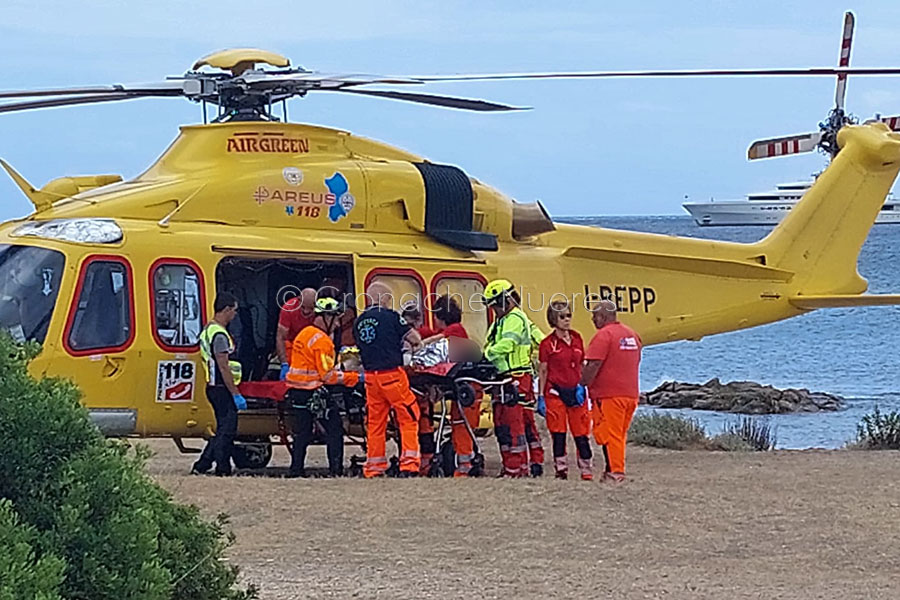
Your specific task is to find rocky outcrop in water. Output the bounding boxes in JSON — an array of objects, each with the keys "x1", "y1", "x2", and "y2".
[{"x1": 643, "y1": 379, "x2": 843, "y2": 414}]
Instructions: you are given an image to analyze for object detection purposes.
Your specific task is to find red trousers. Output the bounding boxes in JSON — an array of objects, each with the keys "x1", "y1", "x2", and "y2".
[
  {"x1": 518, "y1": 373, "x2": 544, "y2": 468},
  {"x1": 494, "y1": 373, "x2": 544, "y2": 477},
  {"x1": 364, "y1": 368, "x2": 420, "y2": 477},
  {"x1": 417, "y1": 390, "x2": 436, "y2": 475},
  {"x1": 522, "y1": 405, "x2": 545, "y2": 467},
  {"x1": 592, "y1": 395, "x2": 638, "y2": 475},
  {"x1": 493, "y1": 402, "x2": 527, "y2": 477},
  {"x1": 451, "y1": 397, "x2": 481, "y2": 476}
]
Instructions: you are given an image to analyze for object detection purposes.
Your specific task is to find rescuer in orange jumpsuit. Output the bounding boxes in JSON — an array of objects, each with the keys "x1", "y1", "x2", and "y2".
[
  {"x1": 581, "y1": 299, "x2": 642, "y2": 482},
  {"x1": 354, "y1": 282, "x2": 423, "y2": 478},
  {"x1": 285, "y1": 296, "x2": 360, "y2": 477}
]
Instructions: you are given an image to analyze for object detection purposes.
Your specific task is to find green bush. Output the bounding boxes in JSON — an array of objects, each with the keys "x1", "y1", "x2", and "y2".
[
  {"x1": 854, "y1": 406, "x2": 900, "y2": 449},
  {"x1": 628, "y1": 413, "x2": 707, "y2": 449},
  {"x1": 706, "y1": 432, "x2": 754, "y2": 452},
  {"x1": 0, "y1": 499, "x2": 64, "y2": 600},
  {"x1": 0, "y1": 336, "x2": 256, "y2": 600},
  {"x1": 721, "y1": 417, "x2": 777, "y2": 451}
]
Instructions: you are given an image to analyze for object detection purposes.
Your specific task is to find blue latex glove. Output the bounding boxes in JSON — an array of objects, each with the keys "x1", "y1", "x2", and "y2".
[
  {"x1": 575, "y1": 385, "x2": 586, "y2": 407},
  {"x1": 359, "y1": 371, "x2": 365, "y2": 383},
  {"x1": 279, "y1": 363, "x2": 289, "y2": 381},
  {"x1": 536, "y1": 394, "x2": 546, "y2": 417},
  {"x1": 233, "y1": 394, "x2": 247, "y2": 411}
]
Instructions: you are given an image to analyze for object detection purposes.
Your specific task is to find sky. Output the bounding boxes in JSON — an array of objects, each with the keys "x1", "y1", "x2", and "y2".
[{"x1": 3, "y1": 0, "x2": 900, "y2": 219}]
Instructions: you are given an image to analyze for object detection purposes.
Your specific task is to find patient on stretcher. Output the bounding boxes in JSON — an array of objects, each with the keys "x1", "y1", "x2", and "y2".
[{"x1": 408, "y1": 335, "x2": 482, "y2": 368}]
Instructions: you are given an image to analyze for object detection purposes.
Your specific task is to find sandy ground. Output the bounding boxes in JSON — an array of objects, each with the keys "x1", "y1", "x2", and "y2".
[{"x1": 146, "y1": 437, "x2": 900, "y2": 600}]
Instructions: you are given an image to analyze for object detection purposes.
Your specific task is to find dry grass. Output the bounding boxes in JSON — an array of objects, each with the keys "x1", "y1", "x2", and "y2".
[{"x1": 146, "y1": 438, "x2": 900, "y2": 600}]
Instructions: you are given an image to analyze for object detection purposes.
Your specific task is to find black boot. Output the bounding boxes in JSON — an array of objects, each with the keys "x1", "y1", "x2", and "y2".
[{"x1": 530, "y1": 463, "x2": 544, "y2": 478}]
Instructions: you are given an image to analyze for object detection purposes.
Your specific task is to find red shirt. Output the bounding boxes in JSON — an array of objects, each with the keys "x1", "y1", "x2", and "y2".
[
  {"x1": 279, "y1": 297, "x2": 315, "y2": 354},
  {"x1": 418, "y1": 326, "x2": 438, "y2": 339},
  {"x1": 442, "y1": 323, "x2": 468, "y2": 339},
  {"x1": 585, "y1": 321, "x2": 642, "y2": 399},
  {"x1": 538, "y1": 330, "x2": 584, "y2": 395}
]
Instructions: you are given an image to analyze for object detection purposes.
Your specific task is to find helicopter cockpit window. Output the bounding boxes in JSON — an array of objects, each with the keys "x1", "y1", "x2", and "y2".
[
  {"x1": 0, "y1": 245, "x2": 65, "y2": 344},
  {"x1": 66, "y1": 257, "x2": 133, "y2": 354},
  {"x1": 151, "y1": 262, "x2": 204, "y2": 350}
]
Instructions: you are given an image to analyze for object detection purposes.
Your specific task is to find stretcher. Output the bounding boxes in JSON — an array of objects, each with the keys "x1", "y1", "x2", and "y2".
[
  {"x1": 235, "y1": 359, "x2": 513, "y2": 476},
  {"x1": 408, "y1": 360, "x2": 514, "y2": 476},
  {"x1": 236, "y1": 380, "x2": 293, "y2": 451},
  {"x1": 237, "y1": 380, "x2": 368, "y2": 461}
]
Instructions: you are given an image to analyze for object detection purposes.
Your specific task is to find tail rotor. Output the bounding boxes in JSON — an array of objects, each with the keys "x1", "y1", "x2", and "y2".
[{"x1": 747, "y1": 11, "x2": 865, "y2": 161}]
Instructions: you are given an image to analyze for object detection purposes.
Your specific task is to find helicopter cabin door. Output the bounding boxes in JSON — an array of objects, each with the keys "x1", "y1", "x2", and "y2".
[{"x1": 55, "y1": 254, "x2": 138, "y2": 436}]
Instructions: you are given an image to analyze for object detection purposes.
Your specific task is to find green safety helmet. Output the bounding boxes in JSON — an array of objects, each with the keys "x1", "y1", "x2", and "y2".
[
  {"x1": 314, "y1": 297, "x2": 341, "y2": 315},
  {"x1": 483, "y1": 279, "x2": 514, "y2": 305}
]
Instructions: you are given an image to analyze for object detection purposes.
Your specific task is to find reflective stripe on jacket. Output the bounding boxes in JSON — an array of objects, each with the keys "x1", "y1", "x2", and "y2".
[
  {"x1": 198, "y1": 322, "x2": 242, "y2": 386},
  {"x1": 484, "y1": 307, "x2": 543, "y2": 373},
  {"x1": 286, "y1": 324, "x2": 360, "y2": 389}
]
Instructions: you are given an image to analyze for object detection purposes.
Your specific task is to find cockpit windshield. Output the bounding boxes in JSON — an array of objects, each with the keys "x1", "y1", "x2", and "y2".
[{"x1": 0, "y1": 245, "x2": 65, "y2": 344}]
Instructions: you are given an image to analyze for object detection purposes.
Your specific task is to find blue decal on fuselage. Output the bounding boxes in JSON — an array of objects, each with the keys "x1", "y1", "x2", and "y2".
[{"x1": 325, "y1": 172, "x2": 350, "y2": 222}]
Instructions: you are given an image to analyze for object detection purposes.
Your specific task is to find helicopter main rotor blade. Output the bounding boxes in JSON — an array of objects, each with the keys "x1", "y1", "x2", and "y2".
[
  {"x1": 0, "y1": 93, "x2": 162, "y2": 114},
  {"x1": 0, "y1": 81, "x2": 189, "y2": 99},
  {"x1": 412, "y1": 66, "x2": 900, "y2": 82},
  {"x1": 241, "y1": 71, "x2": 426, "y2": 89},
  {"x1": 747, "y1": 132, "x2": 823, "y2": 160},
  {"x1": 330, "y1": 88, "x2": 528, "y2": 111},
  {"x1": 834, "y1": 11, "x2": 855, "y2": 111}
]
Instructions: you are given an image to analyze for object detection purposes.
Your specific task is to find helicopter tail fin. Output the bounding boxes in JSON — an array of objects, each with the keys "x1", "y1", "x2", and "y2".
[{"x1": 755, "y1": 122, "x2": 900, "y2": 296}]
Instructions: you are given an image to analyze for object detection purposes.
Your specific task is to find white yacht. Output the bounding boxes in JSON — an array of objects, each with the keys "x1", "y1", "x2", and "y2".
[{"x1": 683, "y1": 181, "x2": 900, "y2": 226}]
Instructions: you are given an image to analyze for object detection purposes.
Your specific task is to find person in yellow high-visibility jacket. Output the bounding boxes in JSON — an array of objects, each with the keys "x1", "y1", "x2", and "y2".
[
  {"x1": 483, "y1": 279, "x2": 545, "y2": 477},
  {"x1": 285, "y1": 296, "x2": 360, "y2": 477},
  {"x1": 192, "y1": 292, "x2": 244, "y2": 476}
]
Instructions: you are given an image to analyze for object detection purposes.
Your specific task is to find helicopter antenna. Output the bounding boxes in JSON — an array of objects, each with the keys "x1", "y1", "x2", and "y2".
[{"x1": 158, "y1": 184, "x2": 206, "y2": 228}]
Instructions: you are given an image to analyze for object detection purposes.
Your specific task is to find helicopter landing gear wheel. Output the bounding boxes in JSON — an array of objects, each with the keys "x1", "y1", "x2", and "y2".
[{"x1": 231, "y1": 440, "x2": 273, "y2": 470}]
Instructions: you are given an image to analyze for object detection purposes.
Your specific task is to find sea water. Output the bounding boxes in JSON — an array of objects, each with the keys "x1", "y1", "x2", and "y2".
[{"x1": 558, "y1": 216, "x2": 900, "y2": 449}]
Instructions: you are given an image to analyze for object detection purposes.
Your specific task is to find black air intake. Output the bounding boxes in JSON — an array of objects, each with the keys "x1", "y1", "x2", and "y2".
[{"x1": 413, "y1": 162, "x2": 498, "y2": 251}]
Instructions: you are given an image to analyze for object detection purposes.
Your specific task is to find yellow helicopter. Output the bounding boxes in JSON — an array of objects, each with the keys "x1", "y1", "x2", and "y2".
[{"x1": 3, "y1": 45, "x2": 900, "y2": 467}]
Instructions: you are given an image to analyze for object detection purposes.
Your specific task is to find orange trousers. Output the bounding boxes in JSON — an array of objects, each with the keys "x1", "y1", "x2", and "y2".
[
  {"x1": 450, "y1": 398, "x2": 481, "y2": 476},
  {"x1": 547, "y1": 393, "x2": 593, "y2": 478},
  {"x1": 591, "y1": 395, "x2": 638, "y2": 475},
  {"x1": 546, "y1": 394, "x2": 591, "y2": 437},
  {"x1": 364, "y1": 368, "x2": 420, "y2": 477}
]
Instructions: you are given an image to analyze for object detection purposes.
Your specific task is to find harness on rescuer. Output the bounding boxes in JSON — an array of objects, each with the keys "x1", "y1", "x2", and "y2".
[{"x1": 199, "y1": 323, "x2": 242, "y2": 385}]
